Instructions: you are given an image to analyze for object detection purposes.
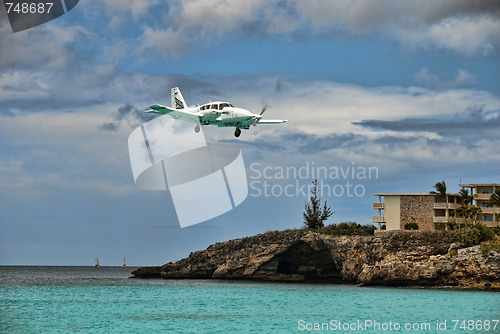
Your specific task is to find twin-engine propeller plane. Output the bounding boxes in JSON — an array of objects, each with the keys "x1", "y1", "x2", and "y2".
[{"x1": 145, "y1": 87, "x2": 287, "y2": 137}]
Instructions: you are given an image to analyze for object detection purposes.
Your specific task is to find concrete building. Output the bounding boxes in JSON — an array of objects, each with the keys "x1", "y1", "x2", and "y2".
[
  {"x1": 372, "y1": 183, "x2": 499, "y2": 231},
  {"x1": 460, "y1": 184, "x2": 499, "y2": 225}
]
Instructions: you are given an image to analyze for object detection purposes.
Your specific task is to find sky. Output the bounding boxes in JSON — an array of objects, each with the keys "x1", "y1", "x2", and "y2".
[{"x1": 1, "y1": 0, "x2": 499, "y2": 266}]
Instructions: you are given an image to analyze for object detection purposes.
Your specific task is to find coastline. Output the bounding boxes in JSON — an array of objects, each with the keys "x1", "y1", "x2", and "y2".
[{"x1": 131, "y1": 230, "x2": 500, "y2": 290}]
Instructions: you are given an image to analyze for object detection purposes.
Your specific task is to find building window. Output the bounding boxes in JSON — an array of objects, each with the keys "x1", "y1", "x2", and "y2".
[
  {"x1": 482, "y1": 214, "x2": 493, "y2": 222},
  {"x1": 435, "y1": 209, "x2": 446, "y2": 217},
  {"x1": 479, "y1": 187, "x2": 493, "y2": 194}
]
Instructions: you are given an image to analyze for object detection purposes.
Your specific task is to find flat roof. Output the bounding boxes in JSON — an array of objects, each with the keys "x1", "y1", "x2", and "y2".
[
  {"x1": 373, "y1": 193, "x2": 436, "y2": 196},
  {"x1": 460, "y1": 184, "x2": 498, "y2": 187}
]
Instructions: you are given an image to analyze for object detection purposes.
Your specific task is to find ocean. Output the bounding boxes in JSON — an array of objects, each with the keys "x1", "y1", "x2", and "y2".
[{"x1": 0, "y1": 266, "x2": 498, "y2": 333}]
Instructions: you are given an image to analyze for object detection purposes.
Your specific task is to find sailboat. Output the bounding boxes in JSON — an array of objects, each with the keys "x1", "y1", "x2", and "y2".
[
  {"x1": 95, "y1": 256, "x2": 100, "y2": 267},
  {"x1": 123, "y1": 256, "x2": 126, "y2": 267}
]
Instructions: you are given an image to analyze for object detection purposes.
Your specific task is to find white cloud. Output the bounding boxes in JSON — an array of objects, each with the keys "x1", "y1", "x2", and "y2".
[
  {"x1": 0, "y1": 158, "x2": 135, "y2": 197},
  {"x1": 141, "y1": 27, "x2": 188, "y2": 56},
  {"x1": 199, "y1": 76, "x2": 500, "y2": 178},
  {"x1": 1, "y1": 71, "x2": 499, "y2": 200},
  {"x1": 454, "y1": 69, "x2": 478, "y2": 86},
  {"x1": 139, "y1": 0, "x2": 287, "y2": 54},
  {"x1": 414, "y1": 68, "x2": 477, "y2": 89},
  {"x1": 0, "y1": 19, "x2": 92, "y2": 71},
  {"x1": 0, "y1": 106, "x2": 138, "y2": 196},
  {"x1": 137, "y1": 0, "x2": 500, "y2": 56},
  {"x1": 94, "y1": 0, "x2": 160, "y2": 19},
  {"x1": 394, "y1": 15, "x2": 499, "y2": 56},
  {"x1": 225, "y1": 79, "x2": 499, "y2": 136}
]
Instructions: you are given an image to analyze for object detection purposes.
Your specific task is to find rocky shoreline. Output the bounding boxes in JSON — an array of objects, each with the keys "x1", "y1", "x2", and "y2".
[{"x1": 131, "y1": 230, "x2": 500, "y2": 289}]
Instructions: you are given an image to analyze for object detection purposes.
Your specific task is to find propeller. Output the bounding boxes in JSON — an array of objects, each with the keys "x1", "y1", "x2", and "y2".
[
  {"x1": 260, "y1": 105, "x2": 268, "y2": 115},
  {"x1": 253, "y1": 105, "x2": 269, "y2": 126}
]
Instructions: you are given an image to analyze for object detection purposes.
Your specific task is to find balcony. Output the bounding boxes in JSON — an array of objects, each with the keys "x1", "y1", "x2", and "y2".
[
  {"x1": 433, "y1": 202, "x2": 459, "y2": 209},
  {"x1": 480, "y1": 207, "x2": 498, "y2": 214},
  {"x1": 372, "y1": 203, "x2": 384, "y2": 209},
  {"x1": 474, "y1": 193, "x2": 492, "y2": 201},
  {"x1": 372, "y1": 216, "x2": 385, "y2": 223},
  {"x1": 433, "y1": 216, "x2": 448, "y2": 223},
  {"x1": 434, "y1": 203, "x2": 447, "y2": 209}
]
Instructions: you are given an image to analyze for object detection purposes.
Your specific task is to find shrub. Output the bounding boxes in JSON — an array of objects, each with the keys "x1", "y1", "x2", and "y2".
[
  {"x1": 404, "y1": 222, "x2": 419, "y2": 230},
  {"x1": 319, "y1": 222, "x2": 376, "y2": 236},
  {"x1": 445, "y1": 223, "x2": 494, "y2": 248},
  {"x1": 480, "y1": 236, "x2": 500, "y2": 257},
  {"x1": 382, "y1": 224, "x2": 495, "y2": 252},
  {"x1": 446, "y1": 220, "x2": 460, "y2": 230}
]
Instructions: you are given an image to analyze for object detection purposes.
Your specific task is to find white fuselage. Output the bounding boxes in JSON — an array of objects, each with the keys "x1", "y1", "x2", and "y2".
[{"x1": 196, "y1": 102, "x2": 261, "y2": 128}]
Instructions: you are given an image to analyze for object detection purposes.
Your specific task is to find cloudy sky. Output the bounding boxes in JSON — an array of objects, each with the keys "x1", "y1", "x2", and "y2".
[{"x1": 1, "y1": 0, "x2": 499, "y2": 266}]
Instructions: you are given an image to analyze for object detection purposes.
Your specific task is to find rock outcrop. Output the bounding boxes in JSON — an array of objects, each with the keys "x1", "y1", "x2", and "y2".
[{"x1": 131, "y1": 230, "x2": 500, "y2": 289}]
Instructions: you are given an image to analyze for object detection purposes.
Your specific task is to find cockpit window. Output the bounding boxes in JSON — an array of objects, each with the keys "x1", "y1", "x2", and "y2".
[
  {"x1": 220, "y1": 103, "x2": 232, "y2": 109},
  {"x1": 211, "y1": 104, "x2": 218, "y2": 110}
]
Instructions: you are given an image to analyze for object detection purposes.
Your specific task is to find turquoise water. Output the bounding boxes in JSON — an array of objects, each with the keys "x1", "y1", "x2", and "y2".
[{"x1": 0, "y1": 267, "x2": 498, "y2": 333}]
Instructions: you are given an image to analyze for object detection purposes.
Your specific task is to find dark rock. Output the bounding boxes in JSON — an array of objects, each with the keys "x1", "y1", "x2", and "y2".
[{"x1": 130, "y1": 266, "x2": 162, "y2": 278}]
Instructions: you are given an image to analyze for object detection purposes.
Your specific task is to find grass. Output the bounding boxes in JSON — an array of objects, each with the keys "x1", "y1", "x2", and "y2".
[{"x1": 480, "y1": 236, "x2": 500, "y2": 257}]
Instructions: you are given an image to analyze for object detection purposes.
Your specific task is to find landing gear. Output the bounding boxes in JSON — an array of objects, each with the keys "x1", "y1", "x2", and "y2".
[
  {"x1": 194, "y1": 124, "x2": 200, "y2": 133},
  {"x1": 234, "y1": 128, "x2": 241, "y2": 138}
]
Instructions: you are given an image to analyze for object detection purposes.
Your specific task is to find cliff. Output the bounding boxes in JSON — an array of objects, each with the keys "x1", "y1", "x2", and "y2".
[{"x1": 131, "y1": 230, "x2": 500, "y2": 289}]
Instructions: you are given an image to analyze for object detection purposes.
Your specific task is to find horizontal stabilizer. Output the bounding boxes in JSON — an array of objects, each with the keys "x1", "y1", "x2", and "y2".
[
  {"x1": 145, "y1": 104, "x2": 174, "y2": 114},
  {"x1": 144, "y1": 104, "x2": 201, "y2": 124}
]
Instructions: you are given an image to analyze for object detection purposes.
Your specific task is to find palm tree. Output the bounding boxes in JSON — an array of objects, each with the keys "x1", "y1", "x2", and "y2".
[
  {"x1": 430, "y1": 180, "x2": 447, "y2": 197},
  {"x1": 458, "y1": 188, "x2": 473, "y2": 206},
  {"x1": 488, "y1": 189, "x2": 500, "y2": 208},
  {"x1": 493, "y1": 211, "x2": 500, "y2": 226},
  {"x1": 465, "y1": 206, "x2": 482, "y2": 226},
  {"x1": 455, "y1": 205, "x2": 467, "y2": 217},
  {"x1": 430, "y1": 180, "x2": 449, "y2": 226}
]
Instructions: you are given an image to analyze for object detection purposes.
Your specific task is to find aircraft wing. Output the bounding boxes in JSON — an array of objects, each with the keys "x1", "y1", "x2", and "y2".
[
  {"x1": 256, "y1": 119, "x2": 288, "y2": 124},
  {"x1": 145, "y1": 105, "x2": 201, "y2": 124}
]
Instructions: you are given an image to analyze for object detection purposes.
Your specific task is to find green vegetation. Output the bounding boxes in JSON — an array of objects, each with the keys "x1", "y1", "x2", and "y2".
[
  {"x1": 404, "y1": 222, "x2": 419, "y2": 230},
  {"x1": 263, "y1": 222, "x2": 376, "y2": 238},
  {"x1": 303, "y1": 179, "x2": 333, "y2": 229},
  {"x1": 492, "y1": 226, "x2": 500, "y2": 235},
  {"x1": 488, "y1": 189, "x2": 500, "y2": 207},
  {"x1": 317, "y1": 222, "x2": 376, "y2": 236},
  {"x1": 480, "y1": 236, "x2": 500, "y2": 257},
  {"x1": 384, "y1": 224, "x2": 495, "y2": 252},
  {"x1": 494, "y1": 212, "x2": 500, "y2": 224},
  {"x1": 446, "y1": 220, "x2": 460, "y2": 230},
  {"x1": 430, "y1": 180, "x2": 447, "y2": 197},
  {"x1": 457, "y1": 188, "x2": 473, "y2": 206},
  {"x1": 259, "y1": 222, "x2": 498, "y2": 257},
  {"x1": 446, "y1": 223, "x2": 494, "y2": 247},
  {"x1": 453, "y1": 206, "x2": 482, "y2": 224}
]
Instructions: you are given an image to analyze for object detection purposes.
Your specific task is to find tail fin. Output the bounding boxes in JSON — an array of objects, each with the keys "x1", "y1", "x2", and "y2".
[{"x1": 171, "y1": 87, "x2": 187, "y2": 109}]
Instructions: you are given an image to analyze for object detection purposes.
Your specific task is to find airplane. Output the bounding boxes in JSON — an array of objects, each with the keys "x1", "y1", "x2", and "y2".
[{"x1": 145, "y1": 87, "x2": 287, "y2": 137}]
